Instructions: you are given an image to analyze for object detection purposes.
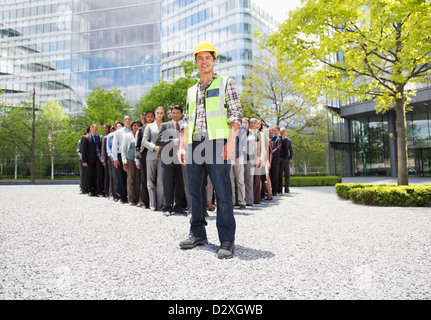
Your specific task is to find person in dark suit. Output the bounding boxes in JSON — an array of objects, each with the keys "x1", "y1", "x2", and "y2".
[
  {"x1": 269, "y1": 126, "x2": 282, "y2": 196},
  {"x1": 278, "y1": 127, "x2": 293, "y2": 193},
  {"x1": 96, "y1": 128, "x2": 105, "y2": 197},
  {"x1": 78, "y1": 127, "x2": 90, "y2": 194},
  {"x1": 156, "y1": 105, "x2": 185, "y2": 215},
  {"x1": 135, "y1": 111, "x2": 154, "y2": 208},
  {"x1": 81, "y1": 124, "x2": 101, "y2": 197}
]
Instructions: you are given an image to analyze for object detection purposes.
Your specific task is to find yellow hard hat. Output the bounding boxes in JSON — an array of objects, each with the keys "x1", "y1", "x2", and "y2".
[{"x1": 193, "y1": 41, "x2": 218, "y2": 59}]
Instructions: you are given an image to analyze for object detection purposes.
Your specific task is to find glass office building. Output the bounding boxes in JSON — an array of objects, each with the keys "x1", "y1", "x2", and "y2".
[
  {"x1": 1, "y1": 0, "x2": 276, "y2": 114},
  {"x1": 0, "y1": 0, "x2": 161, "y2": 114},
  {"x1": 70, "y1": 0, "x2": 161, "y2": 111},
  {"x1": 327, "y1": 82, "x2": 431, "y2": 177},
  {"x1": 160, "y1": 0, "x2": 278, "y2": 87},
  {"x1": 0, "y1": 0, "x2": 81, "y2": 112}
]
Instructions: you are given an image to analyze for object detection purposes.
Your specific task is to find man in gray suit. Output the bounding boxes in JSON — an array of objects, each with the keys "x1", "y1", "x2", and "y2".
[{"x1": 156, "y1": 105, "x2": 186, "y2": 215}]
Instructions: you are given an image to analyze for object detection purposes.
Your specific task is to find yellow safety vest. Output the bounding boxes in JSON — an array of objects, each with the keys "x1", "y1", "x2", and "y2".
[{"x1": 186, "y1": 76, "x2": 231, "y2": 144}]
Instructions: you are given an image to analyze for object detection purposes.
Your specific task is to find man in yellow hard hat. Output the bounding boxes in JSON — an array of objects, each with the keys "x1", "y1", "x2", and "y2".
[{"x1": 177, "y1": 41, "x2": 242, "y2": 259}]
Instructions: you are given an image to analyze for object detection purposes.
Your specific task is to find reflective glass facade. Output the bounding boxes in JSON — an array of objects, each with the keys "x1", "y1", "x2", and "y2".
[
  {"x1": 160, "y1": 0, "x2": 277, "y2": 87},
  {"x1": 70, "y1": 0, "x2": 161, "y2": 109},
  {"x1": 327, "y1": 84, "x2": 431, "y2": 177},
  {"x1": 1, "y1": 0, "x2": 161, "y2": 113},
  {"x1": 0, "y1": 0, "x2": 80, "y2": 112},
  {"x1": 1, "y1": 0, "x2": 275, "y2": 114}
]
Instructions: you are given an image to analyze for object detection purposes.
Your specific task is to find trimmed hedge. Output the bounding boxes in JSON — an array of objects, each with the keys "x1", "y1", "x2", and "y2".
[
  {"x1": 335, "y1": 183, "x2": 431, "y2": 207},
  {"x1": 290, "y1": 176, "x2": 342, "y2": 187},
  {"x1": 335, "y1": 183, "x2": 395, "y2": 199}
]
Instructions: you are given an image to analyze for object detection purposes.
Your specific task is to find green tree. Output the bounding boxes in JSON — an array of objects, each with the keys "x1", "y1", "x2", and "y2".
[
  {"x1": 58, "y1": 114, "x2": 87, "y2": 174},
  {"x1": 241, "y1": 50, "x2": 310, "y2": 128},
  {"x1": 268, "y1": 0, "x2": 431, "y2": 185},
  {"x1": 135, "y1": 61, "x2": 199, "y2": 115},
  {"x1": 293, "y1": 133, "x2": 327, "y2": 175},
  {"x1": 135, "y1": 80, "x2": 175, "y2": 113},
  {"x1": 0, "y1": 90, "x2": 41, "y2": 183},
  {"x1": 288, "y1": 109, "x2": 329, "y2": 174},
  {"x1": 84, "y1": 86, "x2": 130, "y2": 129},
  {"x1": 39, "y1": 100, "x2": 68, "y2": 179}
]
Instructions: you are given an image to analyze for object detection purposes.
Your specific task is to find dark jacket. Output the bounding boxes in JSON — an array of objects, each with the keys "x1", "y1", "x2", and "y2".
[
  {"x1": 135, "y1": 124, "x2": 148, "y2": 159},
  {"x1": 155, "y1": 120, "x2": 182, "y2": 167},
  {"x1": 270, "y1": 135, "x2": 282, "y2": 159},
  {"x1": 280, "y1": 137, "x2": 293, "y2": 161},
  {"x1": 81, "y1": 134, "x2": 101, "y2": 163}
]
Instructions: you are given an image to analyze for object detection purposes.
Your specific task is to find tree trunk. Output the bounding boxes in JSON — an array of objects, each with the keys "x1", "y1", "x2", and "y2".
[
  {"x1": 302, "y1": 161, "x2": 308, "y2": 175},
  {"x1": 395, "y1": 97, "x2": 409, "y2": 185},
  {"x1": 30, "y1": 89, "x2": 36, "y2": 185},
  {"x1": 51, "y1": 155, "x2": 55, "y2": 180},
  {"x1": 14, "y1": 154, "x2": 18, "y2": 180}
]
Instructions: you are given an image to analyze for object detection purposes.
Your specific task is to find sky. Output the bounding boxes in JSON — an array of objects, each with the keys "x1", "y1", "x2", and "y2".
[{"x1": 252, "y1": 0, "x2": 302, "y2": 24}]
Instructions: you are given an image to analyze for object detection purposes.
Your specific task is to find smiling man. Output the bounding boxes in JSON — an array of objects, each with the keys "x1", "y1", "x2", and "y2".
[{"x1": 177, "y1": 41, "x2": 242, "y2": 259}]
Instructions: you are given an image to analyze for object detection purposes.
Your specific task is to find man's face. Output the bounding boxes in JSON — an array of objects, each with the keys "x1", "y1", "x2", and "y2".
[
  {"x1": 268, "y1": 127, "x2": 275, "y2": 136},
  {"x1": 195, "y1": 52, "x2": 215, "y2": 75},
  {"x1": 90, "y1": 126, "x2": 98, "y2": 135},
  {"x1": 141, "y1": 113, "x2": 146, "y2": 124},
  {"x1": 124, "y1": 115, "x2": 132, "y2": 127},
  {"x1": 171, "y1": 109, "x2": 182, "y2": 122}
]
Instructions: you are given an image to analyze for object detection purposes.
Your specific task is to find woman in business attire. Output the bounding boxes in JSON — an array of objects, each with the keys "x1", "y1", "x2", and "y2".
[
  {"x1": 121, "y1": 120, "x2": 142, "y2": 206},
  {"x1": 143, "y1": 107, "x2": 165, "y2": 211}
]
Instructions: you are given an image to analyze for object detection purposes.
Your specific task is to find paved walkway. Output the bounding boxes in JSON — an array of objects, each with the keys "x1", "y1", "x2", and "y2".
[{"x1": 1, "y1": 178, "x2": 430, "y2": 300}]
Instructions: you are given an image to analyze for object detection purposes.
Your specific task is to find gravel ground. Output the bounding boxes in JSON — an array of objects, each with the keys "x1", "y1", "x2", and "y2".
[{"x1": 1, "y1": 181, "x2": 431, "y2": 300}]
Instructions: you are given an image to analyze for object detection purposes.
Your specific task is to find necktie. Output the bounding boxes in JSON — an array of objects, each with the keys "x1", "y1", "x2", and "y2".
[{"x1": 175, "y1": 122, "x2": 180, "y2": 138}]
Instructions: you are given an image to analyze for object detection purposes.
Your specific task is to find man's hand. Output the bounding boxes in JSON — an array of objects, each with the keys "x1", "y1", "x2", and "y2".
[
  {"x1": 223, "y1": 136, "x2": 236, "y2": 161},
  {"x1": 177, "y1": 147, "x2": 186, "y2": 165},
  {"x1": 223, "y1": 123, "x2": 239, "y2": 161}
]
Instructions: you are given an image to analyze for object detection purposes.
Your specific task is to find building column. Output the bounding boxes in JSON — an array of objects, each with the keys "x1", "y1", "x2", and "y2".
[
  {"x1": 346, "y1": 119, "x2": 354, "y2": 176},
  {"x1": 387, "y1": 110, "x2": 398, "y2": 177}
]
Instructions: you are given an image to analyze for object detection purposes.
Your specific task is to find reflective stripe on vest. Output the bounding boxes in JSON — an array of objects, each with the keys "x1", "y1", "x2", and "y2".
[{"x1": 186, "y1": 76, "x2": 230, "y2": 144}]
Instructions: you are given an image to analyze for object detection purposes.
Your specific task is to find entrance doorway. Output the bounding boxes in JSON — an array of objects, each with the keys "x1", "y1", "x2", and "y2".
[{"x1": 413, "y1": 148, "x2": 431, "y2": 176}]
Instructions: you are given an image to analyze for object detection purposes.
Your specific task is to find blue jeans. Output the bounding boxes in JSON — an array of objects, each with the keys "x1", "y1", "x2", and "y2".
[{"x1": 187, "y1": 139, "x2": 236, "y2": 242}]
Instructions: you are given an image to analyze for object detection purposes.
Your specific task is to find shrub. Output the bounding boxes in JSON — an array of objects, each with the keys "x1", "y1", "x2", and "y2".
[
  {"x1": 335, "y1": 183, "x2": 394, "y2": 199},
  {"x1": 335, "y1": 183, "x2": 431, "y2": 207},
  {"x1": 290, "y1": 176, "x2": 341, "y2": 187}
]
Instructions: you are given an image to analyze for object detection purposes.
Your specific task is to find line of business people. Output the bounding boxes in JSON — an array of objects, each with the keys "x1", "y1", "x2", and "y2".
[{"x1": 77, "y1": 107, "x2": 292, "y2": 215}]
